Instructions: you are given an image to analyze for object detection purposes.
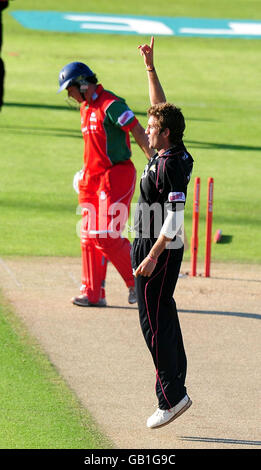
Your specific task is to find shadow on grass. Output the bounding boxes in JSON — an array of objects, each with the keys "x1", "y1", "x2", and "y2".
[
  {"x1": 179, "y1": 309, "x2": 261, "y2": 320},
  {"x1": 3, "y1": 103, "x2": 260, "y2": 151},
  {"x1": 3, "y1": 102, "x2": 148, "y2": 117},
  {"x1": 2, "y1": 198, "x2": 76, "y2": 213},
  {"x1": 4, "y1": 101, "x2": 76, "y2": 111},
  {"x1": 3, "y1": 101, "x2": 216, "y2": 120},
  {"x1": 216, "y1": 235, "x2": 233, "y2": 244},
  {"x1": 186, "y1": 139, "x2": 261, "y2": 152}
]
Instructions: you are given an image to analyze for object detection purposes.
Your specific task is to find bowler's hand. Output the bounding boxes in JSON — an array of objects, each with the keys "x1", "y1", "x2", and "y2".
[
  {"x1": 134, "y1": 256, "x2": 156, "y2": 278},
  {"x1": 138, "y1": 36, "x2": 154, "y2": 70}
]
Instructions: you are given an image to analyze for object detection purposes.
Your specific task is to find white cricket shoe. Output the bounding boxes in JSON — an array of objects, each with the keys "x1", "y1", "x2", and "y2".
[{"x1": 146, "y1": 394, "x2": 192, "y2": 429}]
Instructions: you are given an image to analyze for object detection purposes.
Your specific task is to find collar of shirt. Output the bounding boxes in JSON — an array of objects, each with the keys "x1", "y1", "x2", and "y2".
[
  {"x1": 81, "y1": 84, "x2": 104, "y2": 110},
  {"x1": 91, "y1": 84, "x2": 103, "y2": 103},
  {"x1": 158, "y1": 143, "x2": 185, "y2": 158},
  {"x1": 159, "y1": 146, "x2": 178, "y2": 157}
]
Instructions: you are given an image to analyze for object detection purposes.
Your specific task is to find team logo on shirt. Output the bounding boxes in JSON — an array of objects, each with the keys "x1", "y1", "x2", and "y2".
[
  {"x1": 90, "y1": 112, "x2": 97, "y2": 122},
  {"x1": 81, "y1": 112, "x2": 98, "y2": 134},
  {"x1": 168, "y1": 192, "x2": 186, "y2": 202},
  {"x1": 89, "y1": 112, "x2": 97, "y2": 131},
  {"x1": 141, "y1": 163, "x2": 149, "y2": 179}
]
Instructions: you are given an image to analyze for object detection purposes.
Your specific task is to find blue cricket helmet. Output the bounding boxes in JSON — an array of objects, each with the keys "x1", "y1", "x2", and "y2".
[{"x1": 57, "y1": 61, "x2": 95, "y2": 93}]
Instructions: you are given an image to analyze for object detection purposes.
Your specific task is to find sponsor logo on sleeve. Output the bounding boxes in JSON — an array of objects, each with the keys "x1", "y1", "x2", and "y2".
[
  {"x1": 168, "y1": 192, "x2": 186, "y2": 202},
  {"x1": 117, "y1": 110, "x2": 134, "y2": 126}
]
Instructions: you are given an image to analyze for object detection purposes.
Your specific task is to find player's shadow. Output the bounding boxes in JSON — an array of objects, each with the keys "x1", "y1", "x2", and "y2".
[
  {"x1": 4, "y1": 101, "x2": 75, "y2": 111},
  {"x1": 106, "y1": 305, "x2": 137, "y2": 310},
  {"x1": 3, "y1": 198, "x2": 76, "y2": 213},
  {"x1": 0, "y1": 123, "x2": 81, "y2": 139},
  {"x1": 97, "y1": 306, "x2": 260, "y2": 317},
  {"x1": 4, "y1": 102, "x2": 217, "y2": 121},
  {"x1": 4, "y1": 102, "x2": 260, "y2": 151},
  {"x1": 179, "y1": 309, "x2": 261, "y2": 320},
  {"x1": 180, "y1": 436, "x2": 261, "y2": 446},
  {"x1": 185, "y1": 139, "x2": 261, "y2": 152}
]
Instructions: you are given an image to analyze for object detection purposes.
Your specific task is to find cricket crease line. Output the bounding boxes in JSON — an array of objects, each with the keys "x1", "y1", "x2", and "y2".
[
  {"x1": 68, "y1": 272, "x2": 81, "y2": 287},
  {"x1": 0, "y1": 258, "x2": 23, "y2": 288}
]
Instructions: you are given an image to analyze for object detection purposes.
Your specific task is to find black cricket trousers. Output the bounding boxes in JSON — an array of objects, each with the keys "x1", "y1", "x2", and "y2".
[{"x1": 132, "y1": 238, "x2": 187, "y2": 410}]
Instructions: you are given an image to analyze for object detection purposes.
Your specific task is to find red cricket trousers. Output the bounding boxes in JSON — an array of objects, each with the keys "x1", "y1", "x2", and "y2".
[{"x1": 80, "y1": 160, "x2": 136, "y2": 303}]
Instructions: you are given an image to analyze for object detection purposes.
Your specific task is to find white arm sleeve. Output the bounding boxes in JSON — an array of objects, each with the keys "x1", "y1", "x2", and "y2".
[{"x1": 160, "y1": 209, "x2": 184, "y2": 239}]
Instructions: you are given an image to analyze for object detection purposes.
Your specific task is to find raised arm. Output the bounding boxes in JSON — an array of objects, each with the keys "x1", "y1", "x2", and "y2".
[{"x1": 138, "y1": 36, "x2": 166, "y2": 105}]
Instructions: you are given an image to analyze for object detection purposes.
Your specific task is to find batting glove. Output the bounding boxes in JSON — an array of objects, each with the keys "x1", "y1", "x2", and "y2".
[{"x1": 73, "y1": 169, "x2": 84, "y2": 194}]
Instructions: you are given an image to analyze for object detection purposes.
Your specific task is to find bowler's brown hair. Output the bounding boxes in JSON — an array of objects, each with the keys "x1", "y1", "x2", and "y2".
[{"x1": 148, "y1": 102, "x2": 185, "y2": 144}]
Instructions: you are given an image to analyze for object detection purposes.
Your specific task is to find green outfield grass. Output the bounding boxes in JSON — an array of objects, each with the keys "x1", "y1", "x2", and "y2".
[
  {"x1": 1, "y1": 0, "x2": 261, "y2": 263},
  {"x1": 0, "y1": 292, "x2": 112, "y2": 449}
]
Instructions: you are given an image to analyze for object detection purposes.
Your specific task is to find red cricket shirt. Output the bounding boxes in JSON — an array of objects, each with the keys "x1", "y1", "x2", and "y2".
[{"x1": 78, "y1": 84, "x2": 138, "y2": 195}]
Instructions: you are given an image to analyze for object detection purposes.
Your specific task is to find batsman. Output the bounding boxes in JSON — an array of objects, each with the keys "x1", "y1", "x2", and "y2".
[{"x1": 57, "y1": 61, "x2": 154, "y2": 307}]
